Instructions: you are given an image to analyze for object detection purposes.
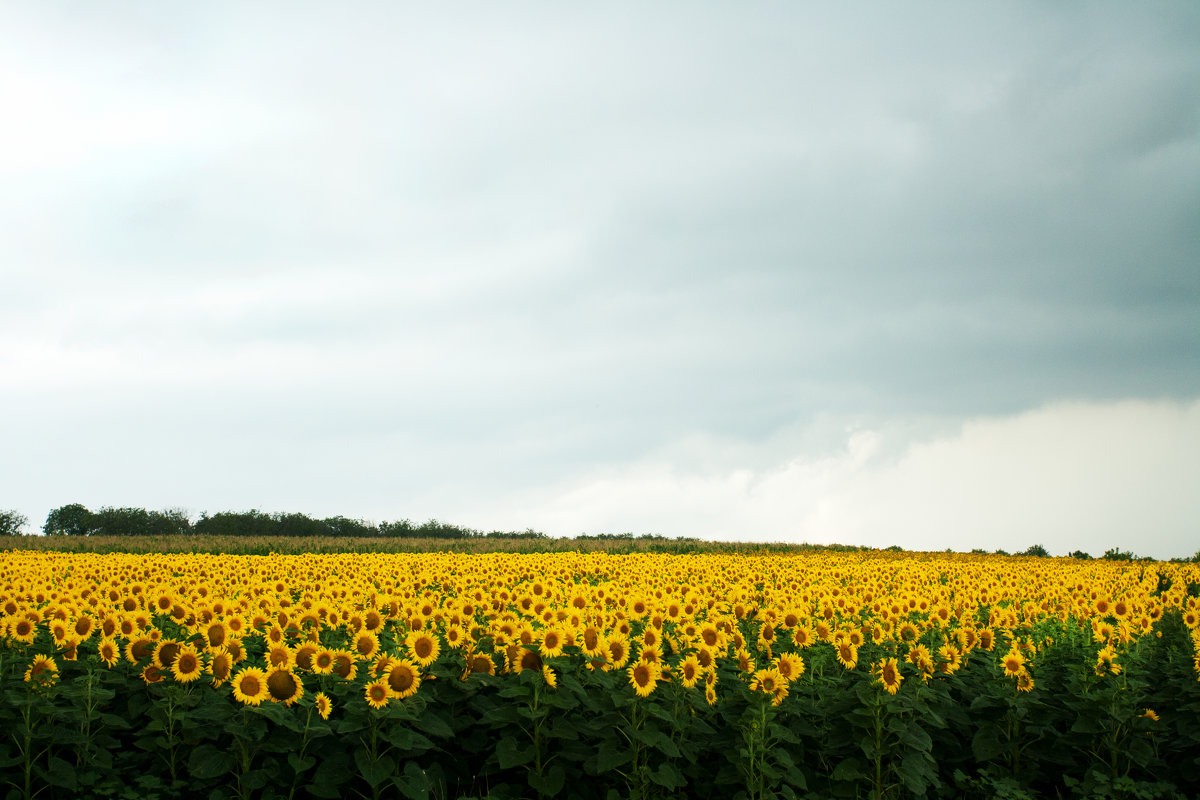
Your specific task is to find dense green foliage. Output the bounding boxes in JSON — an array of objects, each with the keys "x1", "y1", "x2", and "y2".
[{"x1": 3, "y1": 612, "x2": 1199, "y2": 799}]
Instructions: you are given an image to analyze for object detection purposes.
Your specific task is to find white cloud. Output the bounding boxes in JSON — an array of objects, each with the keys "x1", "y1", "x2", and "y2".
[{"x1": 494, "y1": 398, "x2": 1200, "y2": 560}]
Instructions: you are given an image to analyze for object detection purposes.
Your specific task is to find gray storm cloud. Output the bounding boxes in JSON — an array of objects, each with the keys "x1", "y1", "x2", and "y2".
[{"x1": 2, "y1": 3, "x2": 1197, "y2": 556}]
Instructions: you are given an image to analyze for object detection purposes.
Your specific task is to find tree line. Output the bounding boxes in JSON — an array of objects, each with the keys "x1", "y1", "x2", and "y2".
[{"x1": 2, "y1": 504, "x2": 546, "y2": 540}]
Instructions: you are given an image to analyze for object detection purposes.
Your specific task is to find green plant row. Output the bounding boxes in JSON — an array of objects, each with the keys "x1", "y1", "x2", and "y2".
[{"x1": 3, "y1": 615, "x2": 1199, "y2": 800}]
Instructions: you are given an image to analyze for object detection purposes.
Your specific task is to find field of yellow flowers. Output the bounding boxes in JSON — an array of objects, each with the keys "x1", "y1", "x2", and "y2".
[{"x1": 2, "y1": 547, "x2": 1199, "y2": 800}]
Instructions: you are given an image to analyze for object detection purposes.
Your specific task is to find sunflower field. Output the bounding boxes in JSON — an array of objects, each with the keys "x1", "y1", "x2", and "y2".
[{"x1": 2, "y1": 548, "x2": 1199, "y2": 800}]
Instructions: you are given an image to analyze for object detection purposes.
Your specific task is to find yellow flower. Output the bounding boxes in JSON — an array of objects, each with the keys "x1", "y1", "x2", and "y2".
[
  {"x1": 677, "y1": 655, "x2": 703, "y2": 688},
  {"x1": 97, "y1": 637, "x2": 121, "y2": 668},
  {"x1": 777, "y1": 652, "x2": 806, "y2": 682},
  {"x1": 364, "y1": 680, "x2": 390, "y2": 710},
  {"x1": 538, "y1": 626, "x2": 566, "y2": 659},
  {"x1": 386, "y1": 660, "x2": 421, "y2": 700},
  {"x1": 875, "y1": 658, "x2": 903, "y2": 695},
  {"x1": 171, "y1": 646, "x2": 204, "y2": 683},
  {"x1": 835, "y1": 641, "x2": 858, "y2": 670},
  {"x1": 1001, "y1": 649, "x2": 1026, "y2": 678},
  {"x1": 628, "y1": 661, "x2": 662, "y2": 698},
  {"x1": 314, "y1": 692, "x2": 333, "y2": 721},
  {"x1": 232, "y1": 667, "x2": 269, "y2": 706},
  {"x1": 24, "y1": 654, "x2": 58, "y2": 685},
  {"x1": 406, "y1": 631, "x2": 441, "y2": 667},
  {"x1": 265, "y1": 667, "x2": 304, "y2": 706},
  {"x1": 1142, "y1": 709, "x2": 1159, "y2": 721}
]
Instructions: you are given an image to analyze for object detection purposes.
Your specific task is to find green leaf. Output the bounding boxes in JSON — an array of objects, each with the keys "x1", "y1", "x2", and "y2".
[
  {"x1": 830, "y1": 757, "x2": 866, "y2": 781},
  {"x1": 395, "y1": 761, "x2": 432, "y2": 800},
  {"x1": 971, "y1": 726, "x2": 1006, "y2": 763},
  {"x1": 189, "y1": 744, "x2": 235, "y2": 779},
  {"x1": 354, "y1": 750, "x2": 396, "y2": 789},
  {"x1": 649, "y1": 761, "x2": 685, "y2": 789},
  {"x1": 595, "y1": 742, "x2": 631, "y2": 773},
  {"x1": 901, "y1": 722, "x2": 932, "y2": 753},
  {"x1": 45, "y1": 756, "x2": 77, "y2": 791},
  {"x1": 496, "y1": 737, "x2": 535, "y2": 769},
  {"x1": 528, "y1": 765, "x2": 566, "y2": 796},
  {"x1": 418, "y1": 710, "x2": 454, "y2": 739},
  {"x1": 287, "y1": 752, "x2": 317, "y2": 774},
  {"x1": 895, "y1": 751, "x2": 934, "y2": 795}
]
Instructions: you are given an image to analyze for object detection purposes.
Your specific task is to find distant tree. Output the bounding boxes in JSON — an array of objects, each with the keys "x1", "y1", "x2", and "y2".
[
  {"x1": 970, "y1": 548, "x2": 989, "y2": 555},
  {"x1": 994, "y1": 548, "x2": 1010, "y2": 556},
  {"x1": 87, "y1": 507, "x2": 192, "y2": 536},
  {"x1": 321, "y1": 516, "x2": 378, "y2": 538},
  {"x1": 43, "y1": 503, "x2": 97, "y2": 536},
  {"x1": 1069, "y1": 549, "x2": 1092, "y2": 560},
  {"x1": 1022, "y1": 544, "x2": 1050, "y2": 558},
  {"x1": 1102, "y1": 547, "x2": 1135, "y2": 561},
  {"x1": 0, "y1": 509, "x2": 29, "y2": 536}
]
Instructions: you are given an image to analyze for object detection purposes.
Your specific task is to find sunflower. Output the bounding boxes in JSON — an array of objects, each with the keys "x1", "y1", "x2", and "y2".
[
  {"x1": 97, "y1": 637, "x2": 121, "y2": 668},
  {"x1": 72, "y1": 614, "x2": 95, "y2": 639},
  {"x1": 201, "y1": 621, "x2": 229, "y2": 649},
  {"x1": 539, "y1": 626, "x2": 566, "y2": 659},
  {"x1": 1016, "y1": 672, "x2": 1035, "y2": 692},
  {"x1": 736, "y1": 648, "x2": 756, "y2": 674},
  {"x1": 24, "y1": 654, "x2": 58, "y2": 685},
  {"x1": 314, "y1": 692, "x2": 333, "y2": 721},
  {"x1": 1001, "y1": 649, "x2": 1026, "y2": 678},
  {"x1": 512, "y1": 647, "x2": 544, "y2": 674},
  {"x1": 330, "y1": 650, "x2": 358, "y2": 681},
  {"x1": 153, "y1": 639, "x2": 182, "y2": 670},
  {"x1": 897, "y1": 622, "x2": 919, "y2": 643},
  {"x1": 541, "y1": 664, "x2": 558, "y2": 688},
  {"x1": 835, "y1": 642, "x2": 858, "y2": 670},
  {"x1": 698, "y1": 623, "x2": 723, "y2": 650},
  {"x1": 10, "y1": 616, "x2": 38, "y2": 644},
  {"x1": 142, "y1": 664, "x2": 164, "y2": 684},
  {"x1": 311, "y1": 648, "x2": 336, "y2": 675},
  {"x1": 353, "y1": 631, "x2": 380, "y2": 660},
  {"x1": 364, "y1": 680, "x2": 390, "y2": 710},
  {"x1": 628, "y1": 661, "x2": 662, "y2": 698},
  {"x1": 875, "y1": 658, "x2": 903, "y2": 695},
  {"x1": 171, "y1": 647, "x2": 204, "y2": 683},
  {"x1": 465, "y1": 652, "x2": 496, "y2": 676},
  {"x1": 444, "y1": 625, "x2": 469, "y2": 650},
  {"x1": 266, "y1": 667, "x2": 304, "y2": 706},
  {"x1": 751, "y1": 668, "x2": 789, "y2": 706},
  {"x1": 639, "y1": 644, "x2": 662, "y2": 665},
  {"x1": 60, "y1": 636, "x2": 80, "y2": 661},
  {"x1": 208, "y1": 647, "x2": 233, "y2": 687},
  {"x1": 785, "y1": 623, "x2": 810, "y2": 649},
  {"x1": 406, "y1": 631, "x2": 441, "y2": 667},
  {"x1": 676, "y1": 655, "x2": 702, "y2": 688},
  {"x1": 232, "y1": 667, "x2": 269, "y2": 706},
  {"x1": 603, "y1": 637, "x2": 631, "y2": 671},
  {"x1": 776, "y1": 652, "x2": 806, "y2": 681},
  {"x1": 695, "y1": 646, "x2": 716, "y2": 671},
  {"x1": 1095, "y1": 646, "x2": 1121, "y2": 676},
  {"x1": 267, "y1": 643, "x2": 294, "y2": 669},
  {"x1": 579, "y1": 625, "x2": 604, "y2": 656},
  {"x1": 386, "y1": 660, "x2": 421, "y2": 699},
  {"x1": 749, "y1": 667, "x2": 785, "y2": 694},
  {"x1": 293, "y1": 642, "x2": 318, "y2": 672},
  {"x1": 224, "y1": 637, "x2": 247, "y2": 664},
  {"x1": 937, "y1": 644, "x2": 962, "y2": 675}
]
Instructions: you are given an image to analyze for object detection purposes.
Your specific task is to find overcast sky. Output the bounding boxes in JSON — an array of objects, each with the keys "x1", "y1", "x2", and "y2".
[{"x1": 2, "y1": 3, "x2": 1198, "y2": 558}]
